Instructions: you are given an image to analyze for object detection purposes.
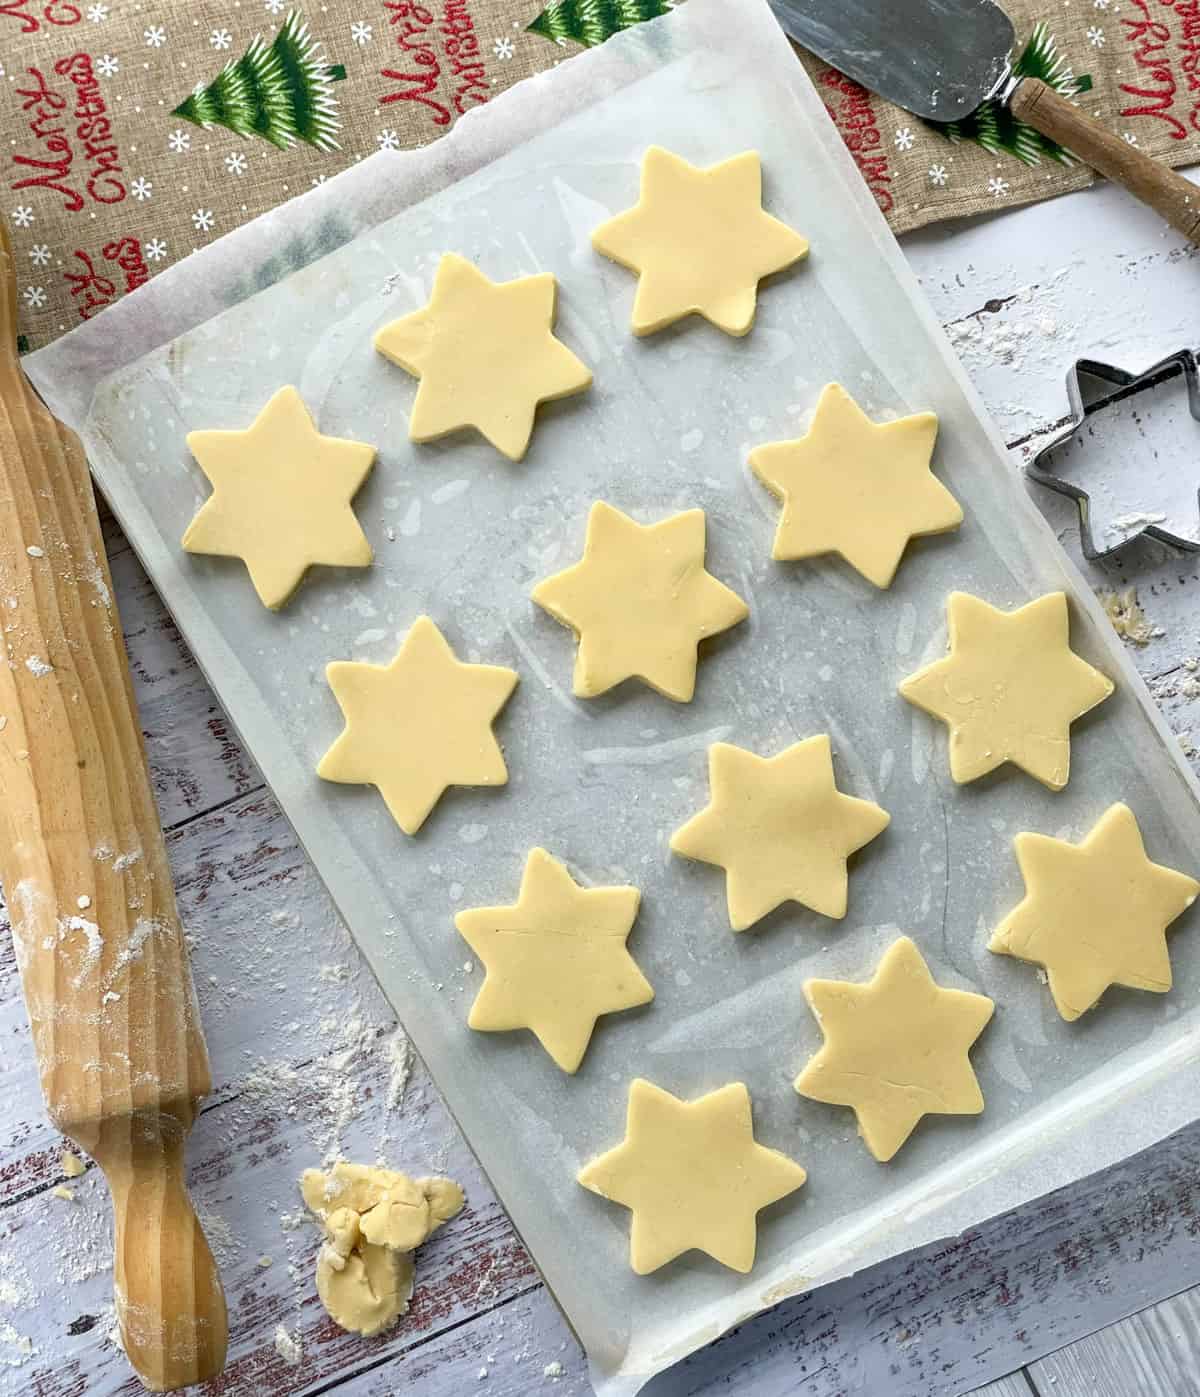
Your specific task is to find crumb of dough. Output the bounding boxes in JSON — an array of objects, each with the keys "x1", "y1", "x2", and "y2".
[
  {"x1": 60, "y1": 1150, "x2": 86, "y2": 1178},
  {"x1": 51, "y1": 1185, "x2": 75, "y2": 1202},
  {"x1": 300, "y1": 1162, "x2": 464, "y2": 1337},
  {"x1": 1100, "y1": 587, "x2": 1161, "y2": 646}
]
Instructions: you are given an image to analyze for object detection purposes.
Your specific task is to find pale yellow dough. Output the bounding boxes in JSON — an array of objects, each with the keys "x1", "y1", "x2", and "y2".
[
  {"x1": 373, "y1": 252, "x2": 592, "y2": 461},
  {"x1": 455, "y1": 848, "x2": 653, "y2": 1073},
  {"x1": 317, "y1": 616, "x2": 518, "y2": 836},
  {"x1": 795, "y1": 936, "x2": 994, "y2": 1162},
  {"x1": 898, "y1": 591, "x2": 1114, "y2": 790},
  {"x1": 989, "y1": 802, "x2": 1199, "y2": 1020},
  {"x1": 592, "y1": 147, "x2": 809, "y2": 336},
  {"x1": 670, "y1": 736, "x2": 889, "y2": 931},
  {"x1": 748, "y1": 383, "x2": 962, "y2": 587},
  {"x1": 181, "y1": 385, "x2": 376, "y2": 610},
  {"x1": 532, "y1": 501, "x2": 748, "y2": 701},
  {"x1": 301, "y1": 1163, "x2": 464, "y2": 1338},
  {"x1": 577, "y1": 1079, "x2": 806, "y2": 1274}
]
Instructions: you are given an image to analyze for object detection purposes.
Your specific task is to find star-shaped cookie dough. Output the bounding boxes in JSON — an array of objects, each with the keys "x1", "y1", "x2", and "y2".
[
  {"x1": 748, "y1": 383, "x2": 963, "y2": 587},
  {"x1": 592, "y1": 147, "x2": 809, "y2": 337},
  {"x1": 898, "y1": 591, "x2": 1114, "y2": 790},
  {"x1": 532, "y1": 502, "x2": 748, "y2": 702},
  {"x1": 181, "y1": 385, "x2": 376, "y2": 609},
  {"x1": 795, "y1": 936, "x2": 994, "y2": 1162},
  {"x1": 670, "y1": 736, "x2": 889, "y2": 930},
  {"x1": 989, "y1": 803, "x2": 1199, "y2": 1020},
  {"x1": 455, "y1": 848, "x2": 653, "y2": 1073},
  {"x1": 577, "y1": 1079, "x2": 807, "y2": 1274},
  {"x1": 317, "y1": 616, "x2": 517, "y2": 835},
  {"x1": 373, "y1": 253, "x2": 592, "y2": 461}
]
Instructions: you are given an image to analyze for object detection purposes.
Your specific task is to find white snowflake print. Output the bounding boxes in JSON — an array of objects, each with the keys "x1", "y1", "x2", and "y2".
[
  {"x1": 144, "y1": 238, "x2": 168, "y2": 262},
  {"x1": 85, "y1": 1, "x2": 109, "y2": 19},
  {"x1": 377, "y1": 129, "x2": 401, "y2": 151},
  {"x1": 224, "y1": 152, "x2": 248, "y2": 175},
  {"x1": 210, "y1": 28, "x2": 232, "y2": 49},
  {"x1": 23, "y1": 286, "x2": 46, "y2": 309},
  {"x1": 351, "y1": 20, "x2": 372, "y2": 44},
  {"x1": 11, "y1": 206, "x2": 34, "y2": 228},
  {"x1": 144, "y1": 24, "x2": 167, "y2": 47},
  {"x1": 28, "y1": 244, "x2": 50, "y2": 266},
  {"x1": 1123, "y1": 130, "x2": 1139, "y2": 145},
  {"x1": 96, "y1": 54, "x2": 119, "y2": 77},
  {"x1": 894, "y1": 126, "x2": 916, "y2": 151},
  {"x1": 168, "y1": 129, "x2": 192, "y2": 153},
  {"x1": 493, "y1": 35, "x2": 515, "y2": 59},
  {"x1": 130, "y1": 176, "x2": 153, "y2": 200},
  {"x1": 265, "y1": 0, "x2": 286, "y2": 11},
  {"x1": 987, "y1": 175, "x2": 1010, "y2": 197},
  {"x1": 928, "y1": 164, "x2": 949, "y2": 186},
  {"x1": 1086, "y1": 25, "x2": 1106, "y2": 45},
  {"x1": 192, "y1": 208, "x2": 215, "y2": 232}
]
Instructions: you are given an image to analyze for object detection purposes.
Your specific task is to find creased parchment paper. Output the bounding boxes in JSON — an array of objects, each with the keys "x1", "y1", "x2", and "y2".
[{"x1": 26, "y1": 1, "x2": 1200, "y2": 1391}]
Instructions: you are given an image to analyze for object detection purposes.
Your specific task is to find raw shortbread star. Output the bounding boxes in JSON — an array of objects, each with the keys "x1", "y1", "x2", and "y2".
[
  {"x1": 317, "y1": 616, "x2": 517, "y2": 835},
  {"x1": 455, "y1": 848, "x2": 653, "y2": 1073},
  {"x1": 373, "y1": 253, "x2": 592, "y2": 461},
  {"x1": 989, "y1": 803, "x2": 1199, "y2": 1020},
  {"x1": 670, "y1": 736, "x2": 889, "y2": 930},
  {"x1": 181, "y1": 385, "x2": 375, "y2": 609},
  {"x1": 898, "y1": 591, "x2": 1114, "y2": 790},
  {"x1": 748, "y1": 383, "x2": 963, "y2": 586},
  {"x1": 592, "y1": 147, "x2": 809, "y2": 336},
  {"x1": 795, "y1": 936, "x2": 995, "y2": 1162},
  {"x1": 531, "y1": 501, "x2": 748, "y2": 701},
  {"x1": 577, "y1": 1079, "x2": 807, "y2": 1274},
  {"x1": 300, "y1": 1163, "x2": 463, "y2": 1337}
]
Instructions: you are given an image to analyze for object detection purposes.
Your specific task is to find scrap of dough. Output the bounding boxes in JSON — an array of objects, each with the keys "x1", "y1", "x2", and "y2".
[
  {"x1": 181, "y1": 385, "x2": 375, "y2": 609},
  {"x1": 795, "y1": 936, "x2": 995, "y2": 1162},
  {"x1": 670, "y1": 736, "x2": 889, "y2": 930},
  {"x1": 531, "y1": 501, "x2": 748, "y2": 701},
  {"x1": 301, "y1": 1163, "x2": 464, "y2": 1338},
  {"x1": 592, "y1": 147, "x2": 809, "y2": 336},
  {"x1": 373, "y1": 253, "x2": 592, "y2": 461},
  {"x1": 748, "y1": 382, "x2": 962, "y2": 586},
  {"x1": 989, "y1": 802, "x2": 1199, "y2": 1020},
  {"x1": 898, "y1": 591, "x2": 1114, "y2": 790},
  {"x1": 455, "y1": 847, "x2": 653, "y2": 1073},
  {"x1": 577, "y1": 1079, "x2": 806, "y2": 1274},
  {"x1": 317, "y1": 616, "x2": 518, "y2": 836},
  {"x1": 61, "y1": 1150, "x2": 85, "y2": 1178}
]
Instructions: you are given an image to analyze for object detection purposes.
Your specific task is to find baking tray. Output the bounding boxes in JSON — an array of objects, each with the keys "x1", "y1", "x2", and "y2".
[{"x1": 26, "y1": 0, "x2": 1200, "y2": 1390}]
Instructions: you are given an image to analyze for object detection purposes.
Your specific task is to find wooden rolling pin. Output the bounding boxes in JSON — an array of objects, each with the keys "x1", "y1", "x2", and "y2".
[{"x1": 0, "y1": 223, "x2": 227, "y2": 1388}]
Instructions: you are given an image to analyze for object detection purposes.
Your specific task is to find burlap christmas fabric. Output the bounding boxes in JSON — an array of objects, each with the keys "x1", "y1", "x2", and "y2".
[{"x1": 4, "y1": 0, "x2": 1199, "y2": 351}]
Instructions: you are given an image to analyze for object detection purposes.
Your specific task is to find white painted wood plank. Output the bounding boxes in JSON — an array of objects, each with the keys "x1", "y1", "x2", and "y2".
[
  {"x1": 961, "y1": 1376, "x2": 1033, "y2": 1397},
  {"x1": 1028, "y1": 1290, "x2": 1200, "y2": 1397}
]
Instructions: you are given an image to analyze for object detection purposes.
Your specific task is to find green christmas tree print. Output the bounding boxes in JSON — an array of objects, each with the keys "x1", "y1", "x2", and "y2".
[
  {"x1": 172, "y1": 12, "x2": 346, "y2": 152},
  {"x1": 925, "y1": 23, "x2": 1092, "y2": 165},
  {"x1": 527, "y1": 0, "x2": 673, "y2": 48}
]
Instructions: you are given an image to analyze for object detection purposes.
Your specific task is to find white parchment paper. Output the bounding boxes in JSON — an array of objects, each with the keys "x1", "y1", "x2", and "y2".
[{"x1": 26, "y1": 1, "x2": 1200, "y2": 1391}]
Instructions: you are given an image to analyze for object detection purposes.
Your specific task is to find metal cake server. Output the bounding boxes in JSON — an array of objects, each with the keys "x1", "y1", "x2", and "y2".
[{"x1": 770, "y1": 0, "x2": 1200, "y2": 242}]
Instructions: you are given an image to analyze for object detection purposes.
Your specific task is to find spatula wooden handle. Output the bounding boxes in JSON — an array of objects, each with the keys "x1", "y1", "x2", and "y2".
[
  {"x1": 0, "y1": 221, "x2": 227, "y2": 1389},
  {"x1": 1011, "y1": 77, "x2": 1200, "y2": 243}
]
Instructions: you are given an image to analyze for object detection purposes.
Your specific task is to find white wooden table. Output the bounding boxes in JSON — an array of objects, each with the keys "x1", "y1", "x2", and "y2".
[{"x1": 3, "y1": 174, "x2": 1200, "y2": 1397}]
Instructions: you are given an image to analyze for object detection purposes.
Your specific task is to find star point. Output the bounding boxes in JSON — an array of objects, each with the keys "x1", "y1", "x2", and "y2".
[
  {"x1": 373, "y1": 252, "x2": 592, "y2": 461},
  {"x1": 990, "y1": 802, "x2": 1199, "y2": 1019},
  {"x1": 577, "y1": 1078, "x2": 806, "y2": 1273},
  {"x1": 670, "y1": 735, "x2": 889, "y2": 930},
  {"x1": 532, "y1": 501, "x2": 748, "y2": 701},
  {"x1": 181, "y1": 385, "x2": 376, "y2": 609},
  {"x1": 795, "y1": 936, "x2": 994, "y2": 1161},
  {"x1": 899, "y1": 591, "x2": 1114, "y2": 789},
  {"x1": 592, "y1": 147, "x2": 809, "y2": 337},
  {"x1": 317, "y1": 616, "x2": 517, "y2": 835},
  {"x1": 455, "y1": 848, "x2": 652, "y2": 1073},
  {"x1": 749, "y1": 382, "x2": 962, "y2": 586}
]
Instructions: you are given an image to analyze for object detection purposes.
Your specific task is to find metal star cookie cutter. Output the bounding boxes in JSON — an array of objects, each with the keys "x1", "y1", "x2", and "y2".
[{"x1": 1026, "y1": 349, "x2": 1200, "y2": 560}]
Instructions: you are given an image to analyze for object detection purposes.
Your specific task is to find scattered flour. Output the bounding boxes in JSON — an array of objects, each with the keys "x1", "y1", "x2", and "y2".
[
  {"x1": 0, "y1": 1322, "x2": 34, "y2": 1368},
  {"x1": 24, "y1": 656, "x2": 52, "y2": 677},
  {"x1": 274, "y1": 1324, "x2": 303, "y2": 1365}
]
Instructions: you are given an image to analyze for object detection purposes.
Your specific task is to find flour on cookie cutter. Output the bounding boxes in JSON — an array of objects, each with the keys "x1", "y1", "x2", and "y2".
[{"x1": 1026, "y1": 350, "x2": 1200, "y2": 560}]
